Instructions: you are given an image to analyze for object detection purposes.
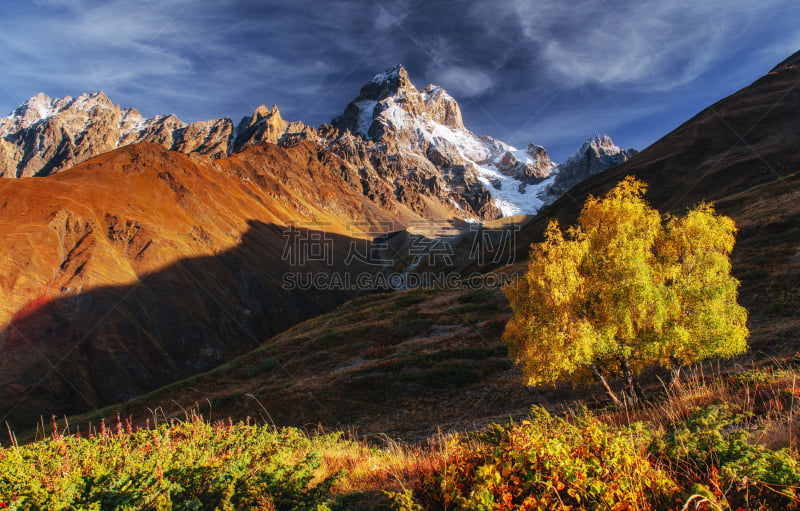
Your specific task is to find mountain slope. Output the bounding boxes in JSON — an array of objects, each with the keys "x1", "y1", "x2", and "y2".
[
  {"x1": 38, "y1": 286, "x2": 548, "y2": 441},
  {"x1": 0, "y1": 140, "x2": 426, "y2": 431},
  {"x1": 0, "y1": 66, "x2": 640, "y2": 431}
]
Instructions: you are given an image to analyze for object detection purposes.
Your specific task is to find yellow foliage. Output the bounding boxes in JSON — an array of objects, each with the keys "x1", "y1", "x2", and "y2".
[
  {"x1": 656, "y1": 203, "x2": 748, "y2": 364},
  {"x1": 503, "y1": 176, "x2": 748, "y2": 386}
]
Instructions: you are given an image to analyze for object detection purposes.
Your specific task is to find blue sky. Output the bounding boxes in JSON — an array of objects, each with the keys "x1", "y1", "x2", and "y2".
[{"x1": 0, "y1": 0, "x2": 798, "y2": 161}]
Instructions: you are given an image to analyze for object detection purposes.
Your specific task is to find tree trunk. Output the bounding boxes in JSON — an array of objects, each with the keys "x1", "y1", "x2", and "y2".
[
  {"x1": 633, "y1": 377, "x2": 644, "y2": 400},
  {"x1": 620, "y1": 357, "x2": 640, "y2": 405},
  {"x1": 592, "y1": 363, "x2": 622, "y2": 405},
  {"x1": 669, "y1": 355, "x2": 683, "y2": 387}
]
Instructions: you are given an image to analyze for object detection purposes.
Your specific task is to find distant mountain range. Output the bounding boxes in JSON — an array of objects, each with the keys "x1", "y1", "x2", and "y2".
[{"x1": 0, "y1": 65, "x2": 634, "y2": 220}]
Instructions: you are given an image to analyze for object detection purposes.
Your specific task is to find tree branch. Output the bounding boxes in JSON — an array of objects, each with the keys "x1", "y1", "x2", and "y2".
[{"x1": 592, "y1": 363, "x2": 621, "y2": 406}]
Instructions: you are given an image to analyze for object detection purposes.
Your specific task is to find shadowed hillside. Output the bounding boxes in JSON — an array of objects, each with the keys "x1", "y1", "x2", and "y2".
[
  {"x1": 0, "y1": 140, "x2": 431, "y2": 433},
  {"x1": 23, "y1": 285, "x2": 572, "y2": 442},
  {"x1": 0, "y1": 220, "x2": 390, "y2": 433}
]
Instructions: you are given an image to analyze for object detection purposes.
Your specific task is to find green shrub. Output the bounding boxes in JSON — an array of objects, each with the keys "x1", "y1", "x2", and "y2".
[
  {"x1": 731, "y1": 368, "x2": 793, "y2": 386},
  {"x1": 0, "y1": 419, "x2": 341, "y2": 510},
  {"x1": 385, "y1": 489, "x2": 423, "y2": 511},
  {"x1": 733, "y1": 369, "x2": 773, "y2": 386},
  {"x1": 652, "y1": 405, "x2": 800, "y2": 507},
  {"x1": 394, "y1": 407, "x2": 677, "y2": 510}
]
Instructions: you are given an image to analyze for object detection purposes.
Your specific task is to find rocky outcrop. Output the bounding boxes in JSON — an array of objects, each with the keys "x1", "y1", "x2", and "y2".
[
  {"x1": 0, "y1": 92, "x2": 236, "y2": 178},
  {"x1": 232, "y1": 104, "x2": 307, "y2": 152},
  {"x1": 0, "y1": 92, "x2": 118, "y2": 177},
  {"x1": 327, "y1": 72, "x2": 633, "y2": 219},
  {"x1": 332, "y1": 65, "x2": 465, "y2": 138},
  {"x1": 0, "y1": 93, "x2": 319, "y2": 180},
  {"x1": 545, "y1": 134, "x2": 636, "y2": 201},
  {"x1": 493, "y1": 143, "x2": 554, "y2": 184},
  {"x1": 326, "y1": 65, "x2": 511, "y2": 221}
]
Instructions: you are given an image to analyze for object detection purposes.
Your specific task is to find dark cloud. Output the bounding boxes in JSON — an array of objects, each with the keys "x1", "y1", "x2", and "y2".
[{"x1": 0, "y1": 0, "x2": 798, "y2": 160}]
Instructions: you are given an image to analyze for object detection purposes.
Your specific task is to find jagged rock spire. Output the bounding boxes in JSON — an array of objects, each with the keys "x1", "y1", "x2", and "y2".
[
  {"x1": 232, "y1": 104, "x2": 306, "y2": 152},
  {"x1": 0, "y1": 91, "x2": 234, "y2": 177}
]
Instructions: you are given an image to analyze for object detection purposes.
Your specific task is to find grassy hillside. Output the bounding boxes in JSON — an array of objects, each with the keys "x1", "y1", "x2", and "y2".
[
  {"x1": 0, "y1": 140, "x2": 413, "y2": 433},
  {"x1": 27, "y1": 284, "x2": 554, "y2": 442}
]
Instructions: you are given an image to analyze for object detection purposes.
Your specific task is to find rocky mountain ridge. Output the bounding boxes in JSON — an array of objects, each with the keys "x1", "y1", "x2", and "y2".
[
  {"x1": 0, "y1": 92, "x2": 233, "y2": 178},
  {"x1": 324, "y1": 64, "x2": 564, "y2": 220},
  {"x1": 543, "y1": 134, "x2": 637, "y2": 203},
  {"x1": 0, "y1": 66, "x2": 634, "y2": 220}
]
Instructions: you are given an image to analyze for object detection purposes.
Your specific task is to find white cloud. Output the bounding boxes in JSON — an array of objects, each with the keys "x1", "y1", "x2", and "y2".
[
  {"x1": 0, "y1": 0, "x2": 338, "y2": 121},
  {"x1": 435, "y1": 66, "x2": 495, "y2": 97},
  {"x1": 472, "y1": 0, "x2": 797, "y2": 90}
]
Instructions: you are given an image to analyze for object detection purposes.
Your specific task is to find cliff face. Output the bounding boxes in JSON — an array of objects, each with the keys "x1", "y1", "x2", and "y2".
[
  {"x1": 325, "y1": 65, "x2": 560, "y2": 220},
  {"x1": 0, "y1": 93, "x2": 314, "y2": 179},
  {"x1": 232, "y1": 104, "x2": 311, "y2": 152}
]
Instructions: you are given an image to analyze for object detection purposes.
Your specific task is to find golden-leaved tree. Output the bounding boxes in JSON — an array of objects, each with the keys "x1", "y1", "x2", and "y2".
[{"x1": 503, "y1": 177, "x2": 748, "y2": 404}]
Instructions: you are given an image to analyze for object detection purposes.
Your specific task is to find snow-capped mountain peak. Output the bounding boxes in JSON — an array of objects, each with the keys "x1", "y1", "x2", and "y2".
[
  {"x1": 1, "y1": 91, "x2": 119, "y2": 136},
  {"x1": 568, "y1": 134, "x2": 622, "y2": 162},
  {"x1": 370, "y1": 64, "x2": 407, "y2": 85},
  {"x1": 560, "y1": 134, "x2": 634, "y2": 170},
  {"x1": 3, "y1": 93, "x2": 62, "y2": 135},
  {"x1": 0, "y1": 91, "x2": 234, "y2": 178},
  {"x1": 330, "y1": 66, "x2": 560, "y2": 218},
  {"x1": 17, "y1": 92, "x2": 59, "y2": 123},
  {"x1": 334, "y1": 66, "x2": 468, "y2": 143}
]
